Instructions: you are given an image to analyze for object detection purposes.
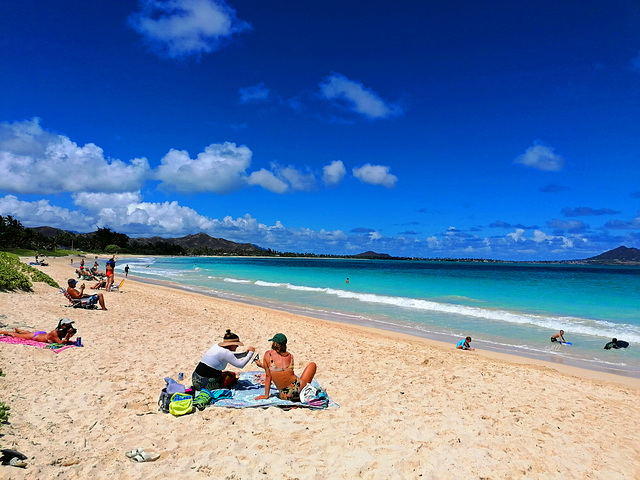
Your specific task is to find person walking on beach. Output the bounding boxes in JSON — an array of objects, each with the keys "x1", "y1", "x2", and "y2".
[
  {"x1": 124, "y1": 265, "x2": 129, "y2": 277},
  {"x1": 456, "y1": 336, "x2": 475, "y2": 350},
  {"x1": 550, "y1": 330, "x2": 566, "y2": 343}
]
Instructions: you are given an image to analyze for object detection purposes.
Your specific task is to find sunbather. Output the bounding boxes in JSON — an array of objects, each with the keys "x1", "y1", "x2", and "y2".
[
  {"x1": 66, "y1": 279, "x2": 107, "y2": 310},
  {"x1": 90, "y1": 279, "x2": 106, "y2": 289},
  {"x1": 191, "y1": 329, "x2": 256, "y2": 391},
  {"x1": 0, "y1": 318, "x2": 77, "y2": 344},
  {"x1": 255, "y1": 333, "x2": 317, "y2": 402}
]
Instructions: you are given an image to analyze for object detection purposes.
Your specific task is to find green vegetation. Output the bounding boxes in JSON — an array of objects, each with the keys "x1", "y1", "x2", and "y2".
[
  {"x1": 0, "y1": 369, "x2": 10, "y2": 430},
  {"x1": 3, "y1": 248, "x2": 76, "y2": 257},
  {"x1": 0, "y1": 252, "x2": 60, "y2": 291}
]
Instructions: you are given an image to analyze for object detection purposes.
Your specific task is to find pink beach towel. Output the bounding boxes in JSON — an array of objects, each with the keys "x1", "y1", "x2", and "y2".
[{"x1": 0, "y1": 336, "x2": 76, "y2": 353}]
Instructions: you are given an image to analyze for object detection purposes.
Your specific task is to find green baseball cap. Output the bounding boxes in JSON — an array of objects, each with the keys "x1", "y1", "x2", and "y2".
[{"x1": 268, "y1": 333, "x2": 287, "y2": 344}]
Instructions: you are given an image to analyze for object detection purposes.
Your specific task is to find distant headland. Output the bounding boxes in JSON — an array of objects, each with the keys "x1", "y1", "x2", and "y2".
[{"x1": 0, "y1": 215, "x2": 638, "y2": 265}]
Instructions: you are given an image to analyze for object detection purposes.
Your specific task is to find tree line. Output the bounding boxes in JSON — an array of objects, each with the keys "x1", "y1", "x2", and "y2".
[{"x1": 0, "y1": 215, "x2": 184, "y2": 255}]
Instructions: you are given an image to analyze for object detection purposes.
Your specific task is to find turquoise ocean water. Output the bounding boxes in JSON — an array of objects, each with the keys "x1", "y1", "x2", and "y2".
[{"x1": 118, "y1": 257, "x2": 640, "y2": 377}]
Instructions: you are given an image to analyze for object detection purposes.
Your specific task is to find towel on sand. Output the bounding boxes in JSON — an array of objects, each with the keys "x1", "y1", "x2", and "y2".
[
  {"x1": 210, "y1": 371, "x2": 338, "y2": 409},
  {"x1": 0, "y1": 336, "x2": 76, "y2": 353}
]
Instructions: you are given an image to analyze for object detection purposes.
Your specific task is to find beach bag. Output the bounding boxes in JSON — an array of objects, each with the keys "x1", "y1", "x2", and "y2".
[
  {"x1": 158, "y1": 388, "x2": 171, "y2": 414},
  {"x1": 169, "y1": 393, "x2": 194, "y2": 416},
  {"x1": 299, "y1": 383, "x2": 319, "y2": 403}
]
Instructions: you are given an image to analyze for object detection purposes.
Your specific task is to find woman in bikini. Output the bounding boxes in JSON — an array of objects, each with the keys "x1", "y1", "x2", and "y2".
[
  {"x1": 0, "y1": 319, "x2": 77, "y2": 344},
  {"x1": 255, "y1": 333, "x2": 317, "y2": 402}
]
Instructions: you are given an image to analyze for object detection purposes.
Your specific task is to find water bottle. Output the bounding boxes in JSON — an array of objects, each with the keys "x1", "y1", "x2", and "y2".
[{"x1": 178, "y1": 372, "x2": 184, "y2": 381}]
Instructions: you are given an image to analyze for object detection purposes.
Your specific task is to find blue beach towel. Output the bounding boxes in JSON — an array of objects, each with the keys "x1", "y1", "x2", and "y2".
[{"x1": 210, "y1": 371, "x2": 339, "y2": 410}]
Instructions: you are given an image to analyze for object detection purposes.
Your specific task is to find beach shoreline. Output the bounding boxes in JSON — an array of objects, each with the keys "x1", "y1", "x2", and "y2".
[
  {"x1": 1, "y1": 255, "x2": 639, "y2": 478},
  {"x1": 126, "y1": 262, "x2": 640, "y2": 382}
]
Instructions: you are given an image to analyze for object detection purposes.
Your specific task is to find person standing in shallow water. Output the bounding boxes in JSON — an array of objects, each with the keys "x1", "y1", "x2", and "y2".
[
  {"x1": 124, "y1": 265, "x2": 129, "y2": 277},
  {"x1": 550, "y1": 330, "x2": 566, "y2": 343}
]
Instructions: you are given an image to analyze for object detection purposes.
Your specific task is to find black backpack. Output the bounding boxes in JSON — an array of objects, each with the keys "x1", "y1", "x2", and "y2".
[{"x1": 158, "y1": 388, "x2": 171, "y2": 413}]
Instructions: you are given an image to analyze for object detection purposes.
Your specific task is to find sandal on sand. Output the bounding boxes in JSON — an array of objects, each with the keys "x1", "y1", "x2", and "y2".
[
  {"x1": 125, "y1": 448, "x2": 160, "y2": 463},
  {"x1": 1, "y1": 449, "x2": 28, "y2": 468}
]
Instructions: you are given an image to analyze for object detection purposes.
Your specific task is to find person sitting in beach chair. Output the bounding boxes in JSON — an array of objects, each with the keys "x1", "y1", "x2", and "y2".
[
  {"x1": 90, "y1": 278, "x2": 107, "y2": 289},
  {"x1": 76, "y1": 268, "x2": 96, "y2": 281},
  {"x1": 255, "y1": 333, "x2": 317, "y2": 402},
  {"x1": 191, "y1": 330, "x2": 255, "y2": 392},
  {"x1": 66, "y1": 279, "x2": 107, "y2": 310},
  {"x1": 456, "y1": 336, "x2": 475, "y2": 351},
  {"x1": 0, "y1": 318, "x2": 77, "y2": 344}
]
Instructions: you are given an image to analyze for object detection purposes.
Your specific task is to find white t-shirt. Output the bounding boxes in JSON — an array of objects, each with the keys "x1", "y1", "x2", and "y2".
[{"x1": 199, "y1": 344, "x2": 254, "y2": 370}]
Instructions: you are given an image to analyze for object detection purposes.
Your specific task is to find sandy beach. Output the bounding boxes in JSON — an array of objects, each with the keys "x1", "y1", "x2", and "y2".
[{"x1": 1, "y1": 256, "x2": 639, "y2": 479}]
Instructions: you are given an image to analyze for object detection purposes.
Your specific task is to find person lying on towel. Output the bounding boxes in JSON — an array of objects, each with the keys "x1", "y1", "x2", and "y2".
[{"x1": 0, "y1": 318, "x2": 77, "y2": 344}]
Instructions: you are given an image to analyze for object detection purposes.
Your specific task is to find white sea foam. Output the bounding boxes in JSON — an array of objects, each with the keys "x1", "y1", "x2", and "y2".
[
  {"x1": 224, "y1": 278, "x2": 251, "y2": 284},
  {"x1": 245, "y1": 280, "x2": 640, "y2": 342},
  {"x1": 255, "y1": 281, "x2": 285, "y2": 287}
]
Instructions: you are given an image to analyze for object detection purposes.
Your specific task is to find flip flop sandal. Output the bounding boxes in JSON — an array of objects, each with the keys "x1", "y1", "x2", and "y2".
[
  {"x1": 1, "y1": 449, "x2": 27, "y2": 467},
  {"x1": 8, "y1": 457, "x2": 27, "y2": 468},
  {"x1": 126, "y1": 449, "x2": 160, "y2": 462}
]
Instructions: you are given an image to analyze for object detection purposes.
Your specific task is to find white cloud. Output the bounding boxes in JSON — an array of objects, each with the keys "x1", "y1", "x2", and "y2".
[
  {"x1": 352, "y1": 164, "x2": 398, "y2": 188},
  {"x1": 514, "y1": 144, "x2": 564, "y2": 171},
  {"x1": 239, "y1": 83, "x2": 270, "y2": 103},
  {"x1": 247, "y1": 169, "x2": 288, "y2": 193},
  {"x1": 319, "y1": 73, "x2": 403, "y2": 119},
  {"x1": 155, "y1": 142, "x2": 252, "y2": 193},
  {"x1": 0, "y1": 118, "x2": 150, "y2": 194},
  {"x1": 0, "y1": 195, "x2": 92, "y2": 230},
  {"x1": 426, "y1": 236, "x2": 441, "y2": 249},
  {"x1": 322, "y1": 160, "x2": 346, "y2": 187},
  {"x1": 507, "y1": 228, "x2": 526, "y2": 242},
  {"x1": 276, "y1": 165, "x2": 316, "y2": 191},
  {"x1": 532, "y1": 229, "x2": 553, "y2": 243},
  {"x1": 369, "y1": 231, "x2": 382, "y2": 240},
  {"x1": 129, "y1": 0, "x2": 250, "y2": 58},
  {"x1": 247, "y1": 163, "x2": 316, "y2": 193},
  {"x1": 73, "y1": 192, "x2": 144, "y2": 212},
  {"x1": 117, "y1": 200, "x2": 216, "y2": 234},
  {"x1": 507, "y1": 227, "x2": 575, "y2": 249}
]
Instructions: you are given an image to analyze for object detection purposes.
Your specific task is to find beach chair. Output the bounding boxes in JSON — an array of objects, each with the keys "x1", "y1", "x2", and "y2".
[
  {"x1": 60, "y1": 289, "x2": 98, "y2": 309},
  {"x1": 111, "y1": 279, "x2": 125, "y2": 292}
]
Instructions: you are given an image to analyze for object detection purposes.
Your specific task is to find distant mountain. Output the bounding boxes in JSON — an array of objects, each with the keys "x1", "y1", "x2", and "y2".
[
  {"x1": 582, "y1": 246, "x2": 640, "y2": 264},
  {"x1": 31, "y1": 226, "x2": 77, "y2": 237},
  {"x1": 132, "y1": 232, "x2": 266, "y2": 255},
  {"x1": 352, "y1": 251, "x2": 395, "y2": 259}
]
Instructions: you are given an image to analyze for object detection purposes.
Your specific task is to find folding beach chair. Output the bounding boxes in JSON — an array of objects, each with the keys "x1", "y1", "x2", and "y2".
[
  {"x1": 60, "y1": 289, "x2": 98, "y2": 309},
  {"x1": 111, "y1": 279, "x2": 125, "y2": 292}
]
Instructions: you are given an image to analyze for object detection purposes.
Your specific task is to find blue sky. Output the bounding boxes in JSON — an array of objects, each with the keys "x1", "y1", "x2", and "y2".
[{"x1": 1, "y1": 0, "x2": 639, "y2": 260}]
